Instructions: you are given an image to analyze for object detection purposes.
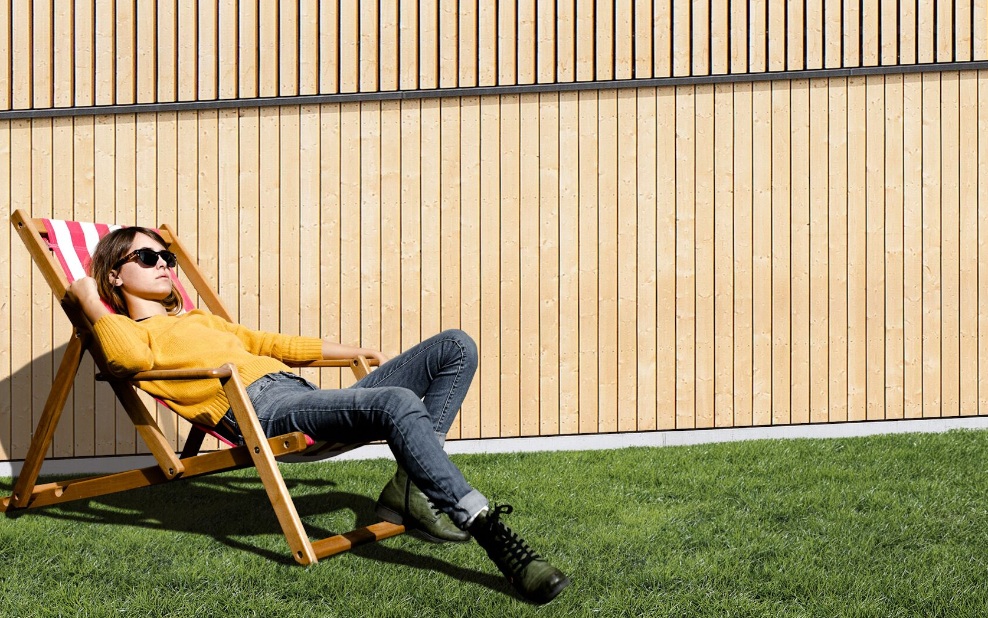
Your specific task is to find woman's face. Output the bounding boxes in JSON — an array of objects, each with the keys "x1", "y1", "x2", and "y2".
[{"x1": 110, "y1": 233, "x2": 175, "y2": 303}]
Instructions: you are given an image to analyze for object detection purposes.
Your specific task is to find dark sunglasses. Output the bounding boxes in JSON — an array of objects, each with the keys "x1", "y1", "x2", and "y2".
[{"x1": 113, "y1": 248, "x2": 178, "y2": 270}]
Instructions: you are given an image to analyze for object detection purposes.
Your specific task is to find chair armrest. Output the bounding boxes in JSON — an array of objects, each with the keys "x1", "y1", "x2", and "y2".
[
  {"x1": 97, "y1": 365, "x2": 234, "y2": 381},
  {"x1": 286, "y1": 357, "x2": 379, "y2": 369}
]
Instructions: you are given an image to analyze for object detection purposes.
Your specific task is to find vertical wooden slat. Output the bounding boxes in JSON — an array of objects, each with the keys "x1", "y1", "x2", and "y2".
[
  {"x1": 557, "y1": 0, "x2": 575, "y2": 82},
  {"x1": 539, "y1": 92, "x2": 561, "y2": 435},
  {"x1": 576, "y1": 0, "x2": 594, "y2": 80},
  {"x1": 93, "y1": 115, "x2": 117, "y2": 454},
  {"x1": 237, "y1": 108, "x2": 260, "y2": 331},
  {"x1": 115, "y1": 115, "x2": 138, "y2": 453},
  {"x1": 846, "y1": 77, "x2": 867, "y2": 421},
  {"x1": 359, "y1": 0, "x2": 378, "y2": 92},
  {"x1": 74, "y1": 0, "x2": 95, "y2": 106},
  {"x1": 768, "y1": 0, "x2": 785, "y2": 71},
  {"x1": 439, "y1": 97, "x2": 463, "y2": 433},
  {"x1": 861, "y1": 0, "x2": 879, "y2": 66},
  {"x1": 597, "y1": 90, "x2": 618, "y2": 433},
  {"x1": 72, "y1": 116, "x2": 96, "y2": 455},
  {"x1": 218, "y1": 0, "x2": 238, "y2": 98},
  {"x1": 809, "y1": 78, "x2": 829, "y2": 423},
  {"x1": 899, "y1": 0, "x2": 917, "y2": 65},
  {"x1": 880, "y1": 0, "x2": 898, "y2": 65},
  {"x1": 937, "y1": 0, "x2": 954, "y2": 62},
  {"x1": 157, "y1": 0, "x2": 177, "y2": 101},
  {"x1": 675, "y1": 86, "x2": 696, "y2": 429},
  {"x1": 479, "y1": 96, "x2": 501, "y2": 435},
  {"x1": 458, "y1": 0, "x2": 478, "y2": 87},
  {"x1": 713, "y1": 83, "x2": 734, "y2": 427},
  {"x1": 10, "y1": 120, "x2": 32, "y2": 457},
  {"x1": 636, "y1": 88, "x2": 658, "y2": 430},
  {"x1": 917, "y1": 0, "x2": 934, "y2": 63},
  {"x1": 51, "y1": 119, "x2": 74, "y2": 456},
  {"x1": 10, "y1": 3, "x2": 30, "y2": 108},
  {"x1": 902, "y1": 73, "x2": 924, "y2": 418},
  {"x1": 921, "y1": 73, "x2": 942, "y2": 418},
  {"x1": 865, "y1": 75, "x2": 886, "y2": 421},
  {"x1": 279, "y1": 107, "x2": 301, "y2": 339},
  {"x1": 318, "y1": 104, "x2": 342, "y2": 389},
  {"x1": 656, "y1": 86, "x2": 677, "y2": 430},
  {"x1": 95, "y1": 0, "x2": 115, "y2": 105},
  {"x1": 518, "y1": 0, "x2": 537, "y2": 84},
  {"x1": 31, "y1": 119, "x2": 54, "y2": 459},
  {"x1": 786, "y1": 0, "x2": 804, "y2": 69},
  {"x1": 614, "y1": 0, "x2": 634, "y2": 80},
  {"x1": 400, "y1": 100, "x2": 422, "y2": 352},
  {"x1": 440, "y1": 0, "x2": 459, "y2": 87},
  {"x1": 730, "y1": 0, "x2": 747, "y2": 73},
  {"x1": 379, "y1": 0, "x2": 399, "y2": 91},
  {"x1": 258, "y1": 0, "x2": 279, "y2": 97},
  {"x1": 558, "y1": 92, "x2": 580, "y2": 434},
  {"x1": 616, "y1": 89, "x2": 638, "y2": 432},
  {"x1": 419, "y1": 0, "x2": 439, "y2": 88},
  {"x1": 319, "y1": 0, "x2": 339, "y2": 93},
  {"x1": 0, "y1": 3, "x2": 10, "y2": 109},
  {"x1": 400, "y1": 0, "x2": 418, "y2": 90},
  {"x1": 299, "y1": 0, "x2": 319, "y2": 94},
  {"x1": 885, "y1": 75, "x2": 905, "y2": 420},
  {"x1": 498, "y1": 95, "x2": 521, "y2": 436},
  {"x1": 672, "y1": 0, "x2": 691, "y2": 76},
  {"x1": 824, "y1": 0, "x2": 842, "y2": 68},
  {"x1": 519, "y1": 93, "x2": 540, "y2": 434},
  {"x1": 478, "y1": 0, "x2": 497, "y2": 85},
  {"x1": 694, "y1": 84, "x2": 714, "y2": 429},
  {"x1": 198, "y1": 0, "x2": 218, "y2": 100},
  {"x1": 980, "y1": 71, "x2": 988, "y2": 417},
  {"x1": 940, "y1": 73, "x2": 960, "y2": 417},
  {"x1": 957, "y1": 72, "x2": 978, "y2": 414},
  {"x1": 53, "y1": 0, "x2": 74, "y2": 107},
  {"x1": 710, "y1": 0, "x2": 728, "y2": 75},
  {"x1": 459, "y1": 96, "x2": 482, "y2": 436},
  {"x1": 177, "y1": 0, "x2": 197, "y2": 101},
  {"x1": 420, "y1": 100, "x2": 442, "y2": 340},
  {"x1": 497, "y1": 0, "x2": 516, "y2": 84},
  {"x1": 0, "y1": 121, "x2": 8, "y2": 459},
  {"x1": 257, "y1": 107, "x2": 279, "y2": 333},
  {"x1": 844, "y1": 0, "x2": 860, "y2": 66},
  {"x1": 338, "y1": 104, "x2": 360, "y2": 387},
  {"x1": 976, "y1": 0, "x2": 988, "y2": 60},
  {"x1": 33, "y1": 0, "x2": 53, "y2": 108},
  {"x1": 771, "y1": 82, "x2": 791, "y2": 425},
  {"x1": 733, "y1": 82, "x2": 754, "y2": 426},
  {"x1": 749, "y1": 0, "x2": 767, "y2": 73},
  {"x1": 379, "y1": 100, "x2": 401, "y2": 359},
  {"x1": 578, "y1": 91, "x2": 599, "y2": 432},
  {"x1": 751, "y1": 81, "x2": 772, "y2": 425},
  {"x1": 654, "y1": 0, "x2": 671, "y2": 77},
  {"x1": 595, "y1": 0, "x2": 613, "y2": 80},
  {"x1": 238, "y1": 0, "x2": 258, "y2": 97},
  {"x1": 137, "y1": 0, "x2": 157, "y2": 103},
  {"x1": 634, "y1": 0, "x2": 652, "y2": 78},
  {"x1": 805, "y1": 0, "x2": 823, "y2": 69},
  {"x1": 217, "y1": 106, "x2": 241, "y2": 359},
  {"x1": 790, "y1": 80, "x2": 810, "y2": 425},
  {"x1": 360, "y1": 102, "x2": 382, "y2": 353},
  {"x1": 155, "y1": 112, "x2": 179, "y2": 446}
]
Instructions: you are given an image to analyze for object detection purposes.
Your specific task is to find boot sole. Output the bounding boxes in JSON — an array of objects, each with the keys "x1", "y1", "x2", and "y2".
[{"x1": 374, "y1": 503, "x2": 470, "y2": 544}]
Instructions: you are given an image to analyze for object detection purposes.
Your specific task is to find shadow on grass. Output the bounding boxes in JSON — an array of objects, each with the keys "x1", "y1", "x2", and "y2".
[{"x1": 3, "y1": 472, "x2": 512, "y2": 598}]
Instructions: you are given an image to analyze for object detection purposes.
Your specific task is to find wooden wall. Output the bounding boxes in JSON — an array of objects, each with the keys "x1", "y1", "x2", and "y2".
[
  {"x1": 2, "y1": 3, "x2": 988, "y2": 461},
  {"x1": 1, "y1": 0, "x2": 987, "y2": 110}
]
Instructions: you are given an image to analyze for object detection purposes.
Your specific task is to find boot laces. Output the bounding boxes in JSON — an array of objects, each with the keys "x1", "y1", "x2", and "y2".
[{"x1": 482, "y1": 504, "x2": 542, "y2": 574}]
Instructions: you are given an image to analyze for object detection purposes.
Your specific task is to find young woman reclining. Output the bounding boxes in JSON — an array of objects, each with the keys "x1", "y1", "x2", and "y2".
[{"x1": 66, "y1": 225, "x2": 570, "y2": 605}]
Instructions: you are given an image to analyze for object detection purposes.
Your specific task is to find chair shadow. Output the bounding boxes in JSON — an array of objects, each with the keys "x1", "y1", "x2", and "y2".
[{"x1": 5, "y1": 472, "x2": 513, "y2": 598}]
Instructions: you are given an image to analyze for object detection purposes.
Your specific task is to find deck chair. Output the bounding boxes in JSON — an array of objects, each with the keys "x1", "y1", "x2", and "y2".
[{"x1": 2, "y1": 209, "x2": 405, "y2": 564}]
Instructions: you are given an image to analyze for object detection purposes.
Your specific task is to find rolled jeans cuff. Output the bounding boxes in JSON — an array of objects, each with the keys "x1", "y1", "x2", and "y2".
[{"x1": 450, "y1": 489, "x2": 489, "y2": 529}]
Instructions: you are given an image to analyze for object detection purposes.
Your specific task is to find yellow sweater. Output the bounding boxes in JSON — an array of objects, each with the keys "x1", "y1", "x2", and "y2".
[{"x1": 92, "y1": 309, "x2": 324, "y2": 426}]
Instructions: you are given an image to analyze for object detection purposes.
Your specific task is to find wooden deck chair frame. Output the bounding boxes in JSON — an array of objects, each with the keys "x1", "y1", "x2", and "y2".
[{"x1": 2, "y1": 209, "x2": 405, "y2": 565}]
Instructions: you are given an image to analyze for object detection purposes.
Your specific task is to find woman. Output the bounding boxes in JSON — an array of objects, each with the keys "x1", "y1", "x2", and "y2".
[{"x1": 67, "y1": 226, "x2": 570, "y2": 604}]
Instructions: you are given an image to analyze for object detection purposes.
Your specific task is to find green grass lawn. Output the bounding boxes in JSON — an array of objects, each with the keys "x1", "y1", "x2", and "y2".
[{"x1": 3, "y1": 429, "x2": 988, "y2": 617}]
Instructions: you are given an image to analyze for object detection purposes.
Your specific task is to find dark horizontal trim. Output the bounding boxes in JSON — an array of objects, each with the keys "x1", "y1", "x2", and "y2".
[{"x1": 3, "y1": 60, "x2": 988, "y2": 120}]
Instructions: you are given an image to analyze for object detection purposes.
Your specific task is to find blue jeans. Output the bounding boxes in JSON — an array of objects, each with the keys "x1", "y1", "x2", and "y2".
[{"x1": 239, "y1": 329, "x2": 487, "y2": 529}]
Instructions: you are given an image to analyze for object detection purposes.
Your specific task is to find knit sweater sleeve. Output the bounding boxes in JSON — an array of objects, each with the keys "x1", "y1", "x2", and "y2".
[
  {"x1": 209, "y1": 314, "x2": 324, "y2": 363},
  {"x1": 91, "y1": 314, "x2": 155, "y2": 375}
]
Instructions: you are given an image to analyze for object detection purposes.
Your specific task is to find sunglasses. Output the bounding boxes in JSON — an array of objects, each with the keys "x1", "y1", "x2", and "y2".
[{"x1": 113, "y1": 248, "x2": 178, "y2": 270}]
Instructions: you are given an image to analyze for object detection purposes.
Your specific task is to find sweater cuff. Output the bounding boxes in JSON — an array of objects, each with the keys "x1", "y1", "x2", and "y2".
[{"x1": 289, "y1": 336, "x2": 325, "y2": 362}]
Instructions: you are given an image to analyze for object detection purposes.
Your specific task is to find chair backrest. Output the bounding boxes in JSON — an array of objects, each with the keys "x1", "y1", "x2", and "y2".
[{"x1": 40, "y1": 218, "x2": 196, "y2": 311}]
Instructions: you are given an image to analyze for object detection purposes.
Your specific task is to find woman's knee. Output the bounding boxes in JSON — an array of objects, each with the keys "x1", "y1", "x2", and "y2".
[
  {"x1": 375, "y1": 386, "x2": 429, "y2": 423},
  {"x1": 439, "y1": 328, "x2": 478, "y2": 366}
]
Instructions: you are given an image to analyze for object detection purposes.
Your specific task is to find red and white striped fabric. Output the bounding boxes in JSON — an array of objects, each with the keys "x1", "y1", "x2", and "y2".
[{"x1": 41, "y1": 218, "x2": 195, "y2": 311}]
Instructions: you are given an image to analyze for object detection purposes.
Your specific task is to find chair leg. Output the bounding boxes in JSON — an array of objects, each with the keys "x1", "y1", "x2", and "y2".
[
  {"x1": 10, "y1": 335, "x2": 84, "y2": 509},
  {"x1": 180, "y1": 426, "x2": 207, "y2": 459},
  {"x1": 221, "y1": 366, "x2": 319, "y2": 565}
]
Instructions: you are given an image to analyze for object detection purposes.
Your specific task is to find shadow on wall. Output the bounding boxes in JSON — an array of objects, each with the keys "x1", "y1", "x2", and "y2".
[{"x1": 1, "y1": 341, "x2": 189, "y2": 466}]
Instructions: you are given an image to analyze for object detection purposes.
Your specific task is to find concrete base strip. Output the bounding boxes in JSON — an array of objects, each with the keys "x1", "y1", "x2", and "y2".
[{"x1": 3, "y1": 416, "x2": 988, "y2": 478}]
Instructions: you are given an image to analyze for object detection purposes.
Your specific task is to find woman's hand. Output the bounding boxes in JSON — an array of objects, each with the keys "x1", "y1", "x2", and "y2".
[{"x1": 66, "y1": 276, "x2": 111, "y2": 323}]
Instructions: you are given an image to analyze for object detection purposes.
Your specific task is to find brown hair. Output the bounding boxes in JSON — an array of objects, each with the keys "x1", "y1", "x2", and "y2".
[{"x1": 89, "y1": 227, "x2": 183, "y2": 317}]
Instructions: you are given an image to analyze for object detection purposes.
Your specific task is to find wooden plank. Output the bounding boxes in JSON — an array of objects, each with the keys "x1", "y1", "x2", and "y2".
[
  {"x1": 318, "y1": 104, "x2": 342, "y2": 389},
  {"x1": 597, "y1": 90, "x2": 618, "y2": 433},
  {"x1": 478, "y1": 0, "x2": 497, "y2": 86},
  {"x1": 656, "y1": 86, "x2": 677, "y2": 429},
  {"x1": 980, "y1": 71, "x2": 988, "y2": 417},
  {"x1": 51, "y1": 117, "x2": 77, "y2": 455},
  {"x1": 940, "y1": 72, "x2": 960, "y2": 417},
  {"x1": 539, "y1": 92, "x2": 561, "y2": 435},
  {"x1": 884, "y1": 74, "x2": 905, "y2": 420},
  {"x1": 297, "y1": 106, "x2": 320, "y2": 386},
  {"x1": 771, "y1": 82, "x2": 791, "y2": 426},
  {"x1": 790, "y1": 79, "x2": 810, "y2": 426},
  {"x1": 694, "y1": 84, "x2": 715, "y2": 429},
  {"x1": 616, "y1": 89, "x2": 638, "y2": 432},
  {"x1": 10, "y1": 5, "x2": 30, "y2": 107},
  {"x1": 675, "y1": 86, "x2": 696, "y2": 429},
  {"x1": 861, "y1": 0, "x2": 879, "y2": 66},
  {"x1": 844, "y1": 0, "x2": 860, "y2": 66},
  {"x1": 95, "y1": 0, "x2": 115, "y2": 105},
  {"x1": 400, "y1": 100, "x2": 422, "y2": 352},
  {"x1": 359, "y1": 0, "x2": 378, "y2": 92},
  {"x1": 237, "y1": 108, "x2": 261, "y2": 332},
  {"x1": 768, "y1": 0, "x2": 785, "y2": 71},
  {"x1": 439, "y1": 97, "x2": 462, "y2": 436},
  {"x1": 917, "y1": 0, "x2": 933, "y2": 63},
  {"x1": 805, "y1": 0, "x2": 823, "y2": 69},
  {"x1": 0, "y1": 122, "x2": 8, "y2": 460},
  {"x1": 654, "y1": 0, "x2": 671, "y2": 77},
  {"x1": 420, "y1": 0, "x2": 439, "y2": 88},
  {"x1": 786, "y1": 0, "x2": 804, "y2": 69},
  {"x1": 379, "y1": 0, "x2": 399, "y2": 90},
  {"x1": 155, "y1": 0, "x2": 177, "y2": 101},
  {"x1": 824, "y1": 0, "x2": 842, "y2": 68},
  {"x1": 518, "y1": 0, "x2": 537, "y2": 84},
  {"x1": 634, "y1": 0, "x2": 652, "y2": 78},
  {"x1": 218, "y1": 0, "x2": 239, "y2": 98},
  {"x1": 32, "y1": 0, "x2": 53, "y2": 108},
  {"x1": 636, "y1": 88, "x2": 658, "y2": 431},
  {"x1": 497, "y1": 0, "x2": 517, "y2": 84},
  {"x1": 379, "y1": 100, "x2": 402, "y2": 359},
  {"x1": 902, "y1": 73, "x2": 923, "y2": 418},
  {"x1": 479, "y1": 96, "x2": 501, "y2": 436},
  {"x1": 458, "y1": 0, "x2": 478, "y2": 86},
  {"x1": 880, "y1": 0, "x2": 897, "y2": 65},
  {"x1": 499, "y1": 94, "x2": 521, "y2": 437},
  {"x1": 937, "y1": 0, "x2": 953, "y2": 62},
  {"x1": 115, "y1": 115, "x2": 138, "y2": 453},
  {"x1": 614, "y1": 0, "x2": 633, "y2": 80},
  {"x1": 31, "y1": 119, "x2": 55, "y2": 459},
  {"x1": 519, "y1": 94, "x2": 540, "y2": 435},
  {"x1": 958, "y1": 72, "x2": 978, "y2": 415},
  {"x1": 846, "y1": 77, "x2": 867, "y2": 421},
  {"x1": 339, "y1": 103, "x2": 361, "y2": 386},
  {"x1": 809, "y1": 78, "x2": 829, "y2": 423},
  {"x1": 672, "y1": 0, "x2": 691, "y2": 76},
  {"x1": 440, "y1": 0, "x2": 459, "y2": 87},
  {"x1": 749, "y1": 0, "x2": 767, "y2": 73},
  {"x1": 319, "y1": 0, "x2": 339, "y2": 93},
  {"x1": 828, "y1": 78, "x2": 848, "y2": 422},
  {"x1": 713, "y1": 83, "x2": 734, "y2": 427},
  {"x1": 280, "y1": 107, "x2": 302, "y2": 340},
  {"x1": 977, "y1": 0, "x2": 988, "y2": 60},
  {"x1": 420, "y1": 100, "x2": 442, "y2": 340},
  {"x1": 217, "y1": 107, "x2": 240, "y2": 350},
  {"x1": 899, "y1": 0, "x2": 917, "y2": 65},
  {"x1": 258, "y1": 107, "x2": 280, "y2": 333},
  {"x1": 53, "y1": 0, "x2": 74, "y2": 107},
  {"x1": 198, "y1": 0, "x2": 218, "y2": 100},
  {"x1": 70, "y1": 116, "x2": 96, "y2": 456},
  {"x1": 299, "y1": 0, "x2": 320, "y2": 94},
  {"x1": 360, "y1": 102, "x2": 382, "y2": 354},
  {"x1": 922, "y1": 73, "x2": 942, "y2": 418},
  {"x1": 238, "y1": 0, "x2": 258, "y2": 97},
  {"x1": 556, "y1": 0, "x2": 575, "y2": 82},
  {"x1": 9, "y1": 121, "x2": 33, "y2": 458},
  {"x1": 751, "y1": 81, "x2": 772, "y2": 425},
  {"x1": 459, "y1": 96, "x2": 482, "y2": 436},
  {"x1": 597, "y1": 0, "x2": 615, "y2": 79},
  {"x1": 0, "y1": 3, "x2": 10, "y2": 109},
  {"x1": 865, "y1": 75, "x2": 885, "y2": 420},
  {"x1": 731, "y1": 0, "x2": 748, "y2": 73},
  {"x1": 177, "y1": 0, "x2": 196, "y2": 101},
  {"x1": 259, "y1": 0, "x2": 279, "y2": 97},
  {"x1": 136, "y1": 0, "x2": 157, "y2": 103},
  {"x1": 575, "y1": 0, "x2": 594, "y2": 81},
  {"x1": 733, "y1": 82, "x2": 754, "y2": 426},
  {"x1": 578, "y1": 91, "x2": 599, "y2": 433},
  {"x1": 558, "y1": 92, "x2": 580, "y2": 434}
]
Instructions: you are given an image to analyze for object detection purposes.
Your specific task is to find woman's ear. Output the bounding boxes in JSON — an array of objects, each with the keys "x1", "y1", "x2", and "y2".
[{"x1": 109, "y1": 270, "x2": 122, "y2": 287}]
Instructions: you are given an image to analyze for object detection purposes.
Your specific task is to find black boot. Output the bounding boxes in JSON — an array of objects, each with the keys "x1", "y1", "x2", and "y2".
[
  {"x1": 469, "y1": 504, "x2": 571, "y2": 604},
  {"x1": 375, "y1": 467, "x2": 471, "y2": 543}
]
